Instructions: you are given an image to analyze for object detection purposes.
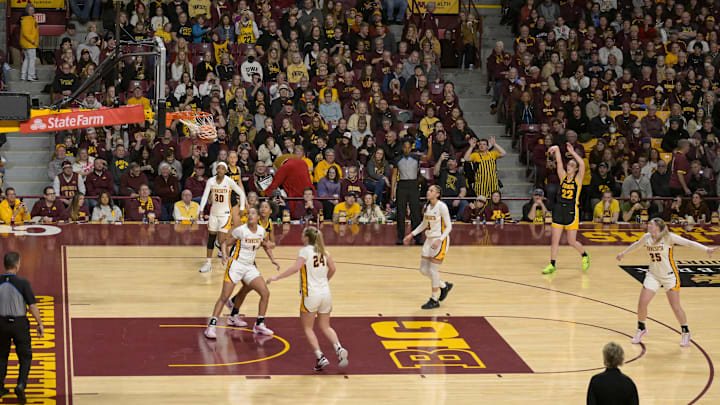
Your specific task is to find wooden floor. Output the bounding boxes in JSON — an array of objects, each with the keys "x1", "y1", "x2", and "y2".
[{"x1": 65, "y1": 244, "x2": 720, "y2": 404}]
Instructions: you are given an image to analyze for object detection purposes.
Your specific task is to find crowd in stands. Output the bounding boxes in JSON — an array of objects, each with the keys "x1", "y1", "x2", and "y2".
[{"x1": 493, "y1": 0, "x2": 720, "y2": 224}]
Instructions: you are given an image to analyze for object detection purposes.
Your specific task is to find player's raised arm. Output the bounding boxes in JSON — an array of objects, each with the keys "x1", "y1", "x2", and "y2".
[
  {"x1": 268, "y1": 256, "x2": 306, "y2": 283},
  {"x1": 617, "y1": 233, "x2": 650, "y2": 261},
  {"x1": 549, "y1": 145, "x2": 566, "y2": 180},
  {"x1": 566, "y1": 143, "x2": 586, "y2": 184}
]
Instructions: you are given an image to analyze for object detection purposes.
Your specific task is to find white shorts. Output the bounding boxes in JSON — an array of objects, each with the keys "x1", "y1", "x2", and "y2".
[
  {"x1": 208, "y1": 214, "x2": 232, "y2": 233},
  {"x1": 643, "y1": 270, "x2": 680, "y2": 292},
  {"x1": 301, "y1": 294, "x2": 332, "y2": 314},
  {"x1": 224, "y1": 261, "x2": 261, "y2": 285},
  {"x1": 421, "y1": 237, "x2": 449, "y2": 260}
]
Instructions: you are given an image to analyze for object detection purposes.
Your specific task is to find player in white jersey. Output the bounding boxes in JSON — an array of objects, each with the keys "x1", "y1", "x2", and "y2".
[
  {"x1": 617, "y1": 218, "x2": 717, "y2": 347},
  {"x1": 205, "y1": 208, "x2": 274, "y2": 338},
  {"x1": 268, "y1": 226, "x2": 349, "y2": 371},
  {"x1": 198, "y1": 162, "x2": 247, "y2": 273},
  {"x1": 403, "y1": 185, "x2": 454, "y2": 309}
]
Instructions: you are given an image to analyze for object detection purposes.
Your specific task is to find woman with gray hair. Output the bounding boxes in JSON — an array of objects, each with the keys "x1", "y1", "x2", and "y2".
[{"x1": 586, "y1": 342, "x2": 638, "y2": 404}]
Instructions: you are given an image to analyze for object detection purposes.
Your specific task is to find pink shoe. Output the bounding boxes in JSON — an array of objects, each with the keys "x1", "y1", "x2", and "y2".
[
  {"x1": 253, "y1": 323, "x2": 274, "y2": 336},
  {"x1": 680, "y1": 332, "x2": 691, "y2": 347},
  {"x1": 204, "y1": 325, "x2": 217, "y2": 339},
  {"x1": 227, "y1": 315, "x2": 248, "y2": 327},
  {"x1": 631, "y1": 329, "x2": 647, "y2": 344}
]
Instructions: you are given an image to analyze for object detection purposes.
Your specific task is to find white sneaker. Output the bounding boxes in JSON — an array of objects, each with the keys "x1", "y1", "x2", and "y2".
[
  {"x1": 468, "y1": 64, "x2": 474, "y2": 71},
  {"x1": 204, "y1": 325, "x2": 217, "y2": 339},
  {"x1": 199, "y1": 262, "x2": 212, "y2": 273},
  {"x1": 680, "y1": 332, "x2": 691, "y2": 347},
  {"x1": 253, "y1": 323, "x2": 274, "y2": 335},
  {"x1": 631, "y1": 328, "x2": 647, "y2": 344},
  {"x1": 227, "y1": 315, "x2": 248, "y2": 327},
  {"x1": 337, "y1": 347, "x2": 349, "y2": 368},
  {"x1": 314, "y1": 356, "x2": 329, "y2": 371}
]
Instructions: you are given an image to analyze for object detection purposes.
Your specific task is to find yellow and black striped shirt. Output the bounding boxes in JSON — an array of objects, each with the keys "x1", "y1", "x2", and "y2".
[{"x1": 469, "y1": 150, "x2": 500, "y2": 198}]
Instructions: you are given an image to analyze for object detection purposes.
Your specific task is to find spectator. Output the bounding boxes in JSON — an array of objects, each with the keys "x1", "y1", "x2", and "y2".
[
  {"x1": 125, "y1": 184, "x2": 161, "y2": 222},
  {"x1": 688, "y1": 160, "x2": 714, "y2": 197},
  {"x1": 334, "y1": 132, "x2": 358, "y2": 167},
  {"x1": 91, "y1": 192, "x2": 122, "y2": 223},
  {"x1": 246, "y1": 160, "x2": 274, "y2": 197},
  {"x1": 109, "y1": 145, "x2": 131, "y2": 187},
  {"x1": 54, "y1": 160, "x2": 86, "y2": 205},
  {"x1": 589, "y1": 105, "x2": 614, "y2": 139},
  {"x1": 484, "y1": 191, "x2": 511, "y2": 222},
  {"x1": 586, "y1": 342, "x2": 638, "y2": 405},
  {"x1": 48, "y1": 145, "x2": 73, "y2": 181},
  {"x1": 85, "y1": 159, "x2": 113, "y2": 208},
  {"x1": 593, "y1": 191, "x2": 620, "y2": 223},
  {"x1": 662, "y1": 118, "x2": 689, "y2": 152},
  {"x1": 257, "y1": 137, "x2": 282, "y2": 167},
  {"x1": 332, "y1": 192, "x2": 361, "y2": 223},
  {"x1": 621, "y1": 162, "x2": 653, "y2": 198},
  {"x1": 0, "y1": 188, "x2": 30, "y2": 224},
  {"x1": 463, "y1": 137, "x2": 506, "y2": 198},
  {"x1": 67, "y1": 193, "x2": 90, "y2": 222},
  {"x1": 682, "y1": 192, "x2": 712, "y2": 223},
  {"x1": 640, "y1": 104, "x2": 664, "y2": 139},
  {"x1": 589, "y1": 162, "x2": 617, "y2": 208},
  {"x1": 521, "y1": 189, "x2": 550, "y2": 223},
  {"x1": 435, "y1": 155, "x2": 467, "y2": 219},
  {"x1": 72, "y1": 148, "x2": 94, "y2": 179},
  {"x1": 173, "y1": 189, "x2": 200, "y2": 222},
  {"x1": 292, "y1": 187, "x2": 322, "y2": 221},
  {"x1": 365, "y1": 148, "x2": 391, "y2": 205},
  {"x1": 120, "y1": 162, "x2": 149, "y2": 197},
  {"x1": 19, "y1": 4, "x2": 39, "y2": 82},
  {"x1": 669, "y1": 139, "x2": 692, "y2": 196},
  {"x1": 315, "y1": 149, "x2": 343, "y2": 182},
  {"x1": 537, "y1": 0, "x2": 561, "y2": 25},
  {"x1": 461, "y1": 195, "x2": 488, "y2": 223},
  {"x1": 154, "y1": 163, "x2": 180, "y2": 221},
  {"x1": 184, "y1": 161, "x2": 207, "y2": 203},
  {"x1": 340, "y1": 166, "x2": 367, "y2": 199},
  {"x1": 358, "y1": 193, "x2": 386, "y2": 224},
  {"x1": 622, "y1": 190, "x2": 651, "y2": 223},
  {"x1": 31, "y1": 187, "x2": 67, "y2": 223},
  {"x1": 317, "y1": 165, "x2": 341, "y2": 215}
]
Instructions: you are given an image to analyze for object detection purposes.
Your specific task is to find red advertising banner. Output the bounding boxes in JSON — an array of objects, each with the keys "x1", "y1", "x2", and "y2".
[{"x1": 20, "y1": 104, "x2": 146, "y2": 133}]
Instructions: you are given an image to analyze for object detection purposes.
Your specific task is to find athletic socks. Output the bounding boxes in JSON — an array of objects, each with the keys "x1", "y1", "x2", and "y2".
[
  {"x1": 333, "y1": 342, "x2": 342, "y2": 351},
  {"x1": 431, "y1": 291, "x2": 439, "y2": 300},
  {"x1": 205, "y1": 258, "x2": 212, "y2": 264},
  {"x1": 439, "y1": 280, "x2": 447, "y2": 289},
  {"x1": 314, "y1": 350, "x2": 323, "y2": 359},
  {"x1": 581, "y1": 252, "x2": 588, "y2": 257},
  {"x1": 681, "y1": 325, "x2": 690, "y2": 333},
  {"x1": 230, "y1": 308, "x2": 240, "y2": 316},
  {"x1": 209, "y1": 317, "x2": 217, "y2": 326},
  {"x1": 256, "y1": 316, "x2": 265, "y2": 326},
  {"x1": 638, "y1": 321, "x2": 646, "y2": 331},
  {"x1": 550, "y1": 260, "x2": 556, "y2": 266}
]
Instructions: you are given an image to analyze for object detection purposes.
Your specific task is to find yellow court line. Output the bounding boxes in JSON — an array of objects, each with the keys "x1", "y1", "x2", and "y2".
[{"x1": 159, "y1": 324, "x2": 291, "y2": 367}]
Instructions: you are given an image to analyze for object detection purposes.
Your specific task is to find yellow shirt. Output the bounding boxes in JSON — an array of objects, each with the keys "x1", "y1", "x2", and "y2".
[
  {"x1": 188, "y1": 0, "x2": 211, "y2": 18},
  {"x1": 469, "y1": 150, "x2": 500, "y2": 162},
  {"x1": 237, "y1": 23, "x2": 256, "y2": 44},
  {"x1": 593, "y1": 199, "x2": 620, "y2": 221},
  {"x1": 287, "y1": 63, "x2": 309, "y2": 84},
  {"x1": 173, "y1": 200, "x2": 200, "y2": 222},
  {"x1": 154, "y1": 29, "x2": 172, "y2": 43},
  {"x1": 665, "y1": 52, "x2": 678, "y2": 67},
  {"x1": 20, "y1": 15, "x2": 39, "y2": 49},
  {"x1": 127, "y1": 96, "x2": 151, "y2": 111},
  {"x1": 213, "y1": 40, "x2": 229, "y2": 64},
  {"x1": 333, "y1": 202, "x2": 361, "y2": 218},
  {"x1": 314, "y1": 160, "x2": 343, "y2": 182},
  {"x1": 0, "y1": 199, "x2": 31, "y2": 224},
  {"x1": 419, "y1": 116, "x2": 440, "y2": 137},
  {"x1": 302, "y1": 157, "x2": 314, "y2": 182}
]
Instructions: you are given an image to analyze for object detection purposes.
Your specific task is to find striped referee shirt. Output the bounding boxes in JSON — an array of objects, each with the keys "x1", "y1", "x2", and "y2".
[{"x1": 0, "y1": 274, "x2": 36, "y2": 317}]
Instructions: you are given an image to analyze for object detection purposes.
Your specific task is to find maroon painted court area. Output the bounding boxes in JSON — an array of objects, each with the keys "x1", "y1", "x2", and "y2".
[{"x1": 71, "y1": 317, "x2": 532, "y2": 376}]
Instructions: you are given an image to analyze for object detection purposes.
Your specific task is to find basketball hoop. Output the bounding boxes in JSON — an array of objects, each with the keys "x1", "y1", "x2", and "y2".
[{"x1": 166, "y1": 111, "x2": 217, "y2": 143}]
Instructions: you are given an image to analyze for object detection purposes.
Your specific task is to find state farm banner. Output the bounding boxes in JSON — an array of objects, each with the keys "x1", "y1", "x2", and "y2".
[
  {"x1": 410, "y1": 0, "x2": 459, "y2": 15},
  {"x1": 20, "y1": 105, "x2": 146, "y2": 134}
]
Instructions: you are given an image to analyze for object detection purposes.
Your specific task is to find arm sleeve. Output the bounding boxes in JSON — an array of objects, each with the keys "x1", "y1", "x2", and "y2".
[
  {"x1": 20, "y1": 279, "x2": 37, "y2": 306},
  {"x1": 173, "y1": 204, "x2": 186, "y2": 221},
  {"x1": 439, "y1": 203, "x2": 452, "y2": 240},
  {"x1": 199, "y1": 179, "x2": 212, "y2": 213},
  {"x1": 78, "y1": 176, "x2": 86, "y2": 194},
  {"x1": 670, "y1": 233, "x2": 711, "y2": 252}
]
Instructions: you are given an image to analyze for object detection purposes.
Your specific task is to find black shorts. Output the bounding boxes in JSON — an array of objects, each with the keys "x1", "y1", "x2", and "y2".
[{"x1": 552, "y1": 203, "x2": 579, "y2": 230}]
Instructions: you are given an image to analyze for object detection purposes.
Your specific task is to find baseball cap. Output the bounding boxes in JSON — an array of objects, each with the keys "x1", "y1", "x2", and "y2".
[
  {"x1": 62, "y1": 160, "x2": 72, "y2": 168},
  {"x1": 533, "y1": 188, "x2": 545, "y2": 197},
  {"x1": 285, "y1": 99, "x2": 294, "y2": 106},
  {"x1": 476, "y1": 195, "x2": 487, "y2": 203},
  {"x1": 278, "y1": 84, "x2": 290, "y2": 91},
  {"x1": 211, "y1": 84, "x2": 222, "y2": 92},
  {"x1": 343, "y1": 131, "x2": 352, "y2": 139},
  {"x1": 655, "y1": 86, "x2": 664, "y2": 93},
  {"x1": 708, "y1": 16, "x2": 716, "y2": 22}
]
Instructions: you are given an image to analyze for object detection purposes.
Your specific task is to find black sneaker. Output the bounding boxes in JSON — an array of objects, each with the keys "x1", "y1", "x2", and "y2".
[
  {"x1": 439, "y1": 282, "x2": 453, "y2": 301},
  {"x1": 0, "y1": 387, "x2": 8, "y2": 397},
  {"x1": 14, "y1": 384, "x2": 26, "y2": 404},
  {"x1": 314, "y1": 356, "x2": 329, "y2": 371},
  {"x1": 421, "y1": 298, "x2": 440, "y2": 309}
]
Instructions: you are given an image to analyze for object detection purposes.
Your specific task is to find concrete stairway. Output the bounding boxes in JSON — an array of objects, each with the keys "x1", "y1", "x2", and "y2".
[
  {"x1": 446, "y1": 7, "x2": 531, "y2": 217},
  {"x1": 2, "y1": 133, "x2": 53, "y2": 202}
]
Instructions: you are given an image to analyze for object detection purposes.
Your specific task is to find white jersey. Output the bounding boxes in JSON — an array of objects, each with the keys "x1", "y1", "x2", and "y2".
[
  {"x1": 412, "y1": 201, "x2": 452, "y2": 240},
  {"x1": 199, "y1": 175, "x2": 246, "y2": 216},
  {"x1": 298, "y1": 245, "x2": 331, "y2": 297},
  {"x1": 229, "y1": 224, "x2": 266, "y2": 264},
  {"x1": 639, "y1": 233, "x2": 708, "y2": 276}
]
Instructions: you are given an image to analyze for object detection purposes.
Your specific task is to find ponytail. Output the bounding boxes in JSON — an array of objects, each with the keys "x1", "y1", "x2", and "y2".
[{"x1": 304, "y1": 226, "x2": 326, "y2": 258}]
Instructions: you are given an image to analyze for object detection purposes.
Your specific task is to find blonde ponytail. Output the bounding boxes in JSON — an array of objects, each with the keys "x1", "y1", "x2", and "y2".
[{"x1": 304, "y1": 226, "x2": 326, "y2": 258}]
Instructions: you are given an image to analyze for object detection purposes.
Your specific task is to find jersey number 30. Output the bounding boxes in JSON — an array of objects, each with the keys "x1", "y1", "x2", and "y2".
[
  {"x1": 313, "y1": 255, "x2": 325, "y2": 267},
  {"x1": 214, "y1": 194, "x2": 224, "y2": 203}
]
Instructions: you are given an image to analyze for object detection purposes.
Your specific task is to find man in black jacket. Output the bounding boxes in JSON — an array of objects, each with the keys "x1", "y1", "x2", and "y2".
[{"x1": 587, "y1": 342, "x2": 638, "y2": 405}]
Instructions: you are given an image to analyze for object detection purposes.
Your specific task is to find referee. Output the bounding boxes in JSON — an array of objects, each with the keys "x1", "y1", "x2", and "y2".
[
  {"x1": 0, "y1": 252, "x2": 44, "y2": 404},
  {"x1": 392, "y1": 140, "x2": 422, "y2": 245}
]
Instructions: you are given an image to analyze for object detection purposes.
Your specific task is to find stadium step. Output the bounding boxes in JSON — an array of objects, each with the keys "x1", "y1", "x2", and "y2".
[{"x1": 5, "y1": 64, "x2": 56, "y2": 83}]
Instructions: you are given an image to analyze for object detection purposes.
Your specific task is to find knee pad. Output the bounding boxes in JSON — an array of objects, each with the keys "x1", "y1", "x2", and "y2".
[
  {"x1": 419, "y1": 259, "x2": 431, "y2": 277},
  {"x1": 207, "y1": 233, "x2": 217, "y2": 250},
  {"x1": 429, "y1": 262, "x2": 442, "y2": 289}
]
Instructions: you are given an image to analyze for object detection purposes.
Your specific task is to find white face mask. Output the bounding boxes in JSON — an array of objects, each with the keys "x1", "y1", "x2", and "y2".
[
  {"x1": 609, "y1": 126, "x2": 616, "y2": 133},
  {"x1": 633, "y1": 128, "x2": 641, "y2": 134}
]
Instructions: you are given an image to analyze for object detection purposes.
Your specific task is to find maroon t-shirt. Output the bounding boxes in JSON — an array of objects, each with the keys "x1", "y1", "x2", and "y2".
[{"x1": 669, "y1": 151, "x2": 690, "y2": 190}]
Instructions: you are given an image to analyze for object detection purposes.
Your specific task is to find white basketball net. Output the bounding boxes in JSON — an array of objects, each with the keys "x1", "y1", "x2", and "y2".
[{"x1": 180, "y1": 113, "x2": 217, "y2": 141}]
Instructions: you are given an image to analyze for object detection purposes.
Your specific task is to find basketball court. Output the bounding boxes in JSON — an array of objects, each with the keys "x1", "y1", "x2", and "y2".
[{"x1": 1, "y1": 223, "x2": 719, "y2": 404}]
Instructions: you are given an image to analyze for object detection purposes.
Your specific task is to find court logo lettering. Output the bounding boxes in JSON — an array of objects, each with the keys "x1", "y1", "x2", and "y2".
[{"x1": 620, "y1": 260, "x2": 720, "y2": 287}]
